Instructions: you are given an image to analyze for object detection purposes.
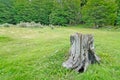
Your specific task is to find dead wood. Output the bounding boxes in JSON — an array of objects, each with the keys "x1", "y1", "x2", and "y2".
[{"x1": 62, "y1": 33, "x2": 100, "y2": 72}]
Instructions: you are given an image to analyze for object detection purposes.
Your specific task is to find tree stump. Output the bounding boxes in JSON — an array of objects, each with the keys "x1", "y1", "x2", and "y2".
[{"x1": 62, "y1": 33, "x2": 100, "y2": 72}]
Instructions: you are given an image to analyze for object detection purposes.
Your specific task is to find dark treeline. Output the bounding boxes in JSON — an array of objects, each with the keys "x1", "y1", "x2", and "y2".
[{"x1": 0, "y1": 0, "x2": 120, "y2": 28}]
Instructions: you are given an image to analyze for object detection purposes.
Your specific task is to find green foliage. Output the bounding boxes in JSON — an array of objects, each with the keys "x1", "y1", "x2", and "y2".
[
  {"x1": 0, "y1": 0, "x2": 119, "y2": 26},
  {"x1": 82, "y1": 0, "x2": 117, "y2": 28},
  {"x1": 0, "y1": 0, "x2": 53, "y2": 25},
  {"x1": 116, "y1": 0, "x2": 120, "y2": 26},
  {"x1": 0, "y1": 0, "x2": 14, "y2": 24},
  {"x1": 13, "y1": 0, "x2": 53, "y2": 24},
  {"x1": 50, "y1": 0, "x2": 82, "y2": 25},
  {"x1": 49, "y1": 9, "x2": 69, "y2": 26},
  {"x1": 116, "y1": 11, "x2": 120, "y2": 25},
  {"x1": 64, "y1": 0, "x2": 82, "y2": 25}
]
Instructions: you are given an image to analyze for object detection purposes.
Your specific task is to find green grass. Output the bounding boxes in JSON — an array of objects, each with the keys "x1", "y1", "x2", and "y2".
[{"x1": 0, "y1": 26, "x2": 120, "y2": 80}]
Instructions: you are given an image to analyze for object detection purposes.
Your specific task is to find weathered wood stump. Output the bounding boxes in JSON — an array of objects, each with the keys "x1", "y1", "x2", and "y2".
[{"x1": 62, "y1": 33, "x2": 100, "y2": 72}]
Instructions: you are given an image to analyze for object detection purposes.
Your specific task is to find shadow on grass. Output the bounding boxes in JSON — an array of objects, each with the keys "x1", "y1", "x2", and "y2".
[{"x1": 0, "y1": 36, "x2": 13, "y2": 42}]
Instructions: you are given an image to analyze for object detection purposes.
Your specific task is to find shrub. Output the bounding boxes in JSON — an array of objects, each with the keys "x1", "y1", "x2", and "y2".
[
  {"x1": 3, "y1": 23, "x2": 11, "y2": 27},
  {"x1": 82, "y1": 0, "x2": 117, "y2": 28},
  {"x1": 17, "y1": 21, "x2": 44, "y2": 28},
  {"x1": 49, "y1": 9, "x2": 69, "y2": 26},
  {"x1": 17, "y1": 22, "x2": 27, "y2": 27}
]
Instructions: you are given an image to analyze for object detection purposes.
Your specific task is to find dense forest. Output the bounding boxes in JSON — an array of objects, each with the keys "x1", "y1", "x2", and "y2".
[{"x1": 0, "y1": 0, "x2": 120, "y2": 28}]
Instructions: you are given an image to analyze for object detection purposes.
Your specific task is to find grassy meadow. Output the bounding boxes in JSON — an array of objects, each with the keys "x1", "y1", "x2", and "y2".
[{"x1": 0, "y1": 26, "x2": 120, "y2": 80}]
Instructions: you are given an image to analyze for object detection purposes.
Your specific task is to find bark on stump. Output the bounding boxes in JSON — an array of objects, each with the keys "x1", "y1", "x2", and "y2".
[{"x1": 62, "y1": 33, "x2": 100, "y2": 72}]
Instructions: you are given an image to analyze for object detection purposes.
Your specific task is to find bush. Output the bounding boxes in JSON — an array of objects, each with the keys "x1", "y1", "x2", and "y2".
[
  {"x1": 49, "y1": 9, "x2": 69, "y2": 26},
  {"x1": 3, "y1": 23, "x2": 11, "y2": 27},
  {"x1": 17, "y1": 21, "x2": 44, "y2": 28},
  {"x1": 17, "y1": 22, "x2": 27, "y2": 28},
  {"x1": 82, "y1": 0, "x2": 117, "y2": 28},
  {"x1": 116, "y1": 10, "x2": 120, "y2": 26}
]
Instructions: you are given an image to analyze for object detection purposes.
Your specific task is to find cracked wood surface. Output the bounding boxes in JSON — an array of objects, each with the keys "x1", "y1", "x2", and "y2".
[{"x1": 63, "y1": 33, "x2": 100, "y2": 72}]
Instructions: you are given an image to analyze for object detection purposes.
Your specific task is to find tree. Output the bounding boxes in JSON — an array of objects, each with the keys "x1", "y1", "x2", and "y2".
[
  {"x1": 49, "y1": 0, "x2": 69, "y2": 26},
  {"x1": 82, "y1": 0, "x2": 117, "y2": 28},
  {"x1": 64, "y1": 0, "x2": 81, "y2": 25},
  {"x1": 115, "y1": 0, "x2": 120, "y2": 26},
  {"x1": 0, "y1": 0, "x2": 118, "y2": 26},
  {"x1": 50, "y1": 0, "x2": 83, "y2": 25},
  {"x1": 49, "y1": 9, "x2": 69, "y2": 26},
  {"x1": 0, "y1": 0, "x2": 14, "y2": 24}
]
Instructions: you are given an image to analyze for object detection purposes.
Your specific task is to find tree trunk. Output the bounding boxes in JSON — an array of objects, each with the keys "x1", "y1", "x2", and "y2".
[{"x1": 62, "y1": 33, "x2": 100, "y2": 72}]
